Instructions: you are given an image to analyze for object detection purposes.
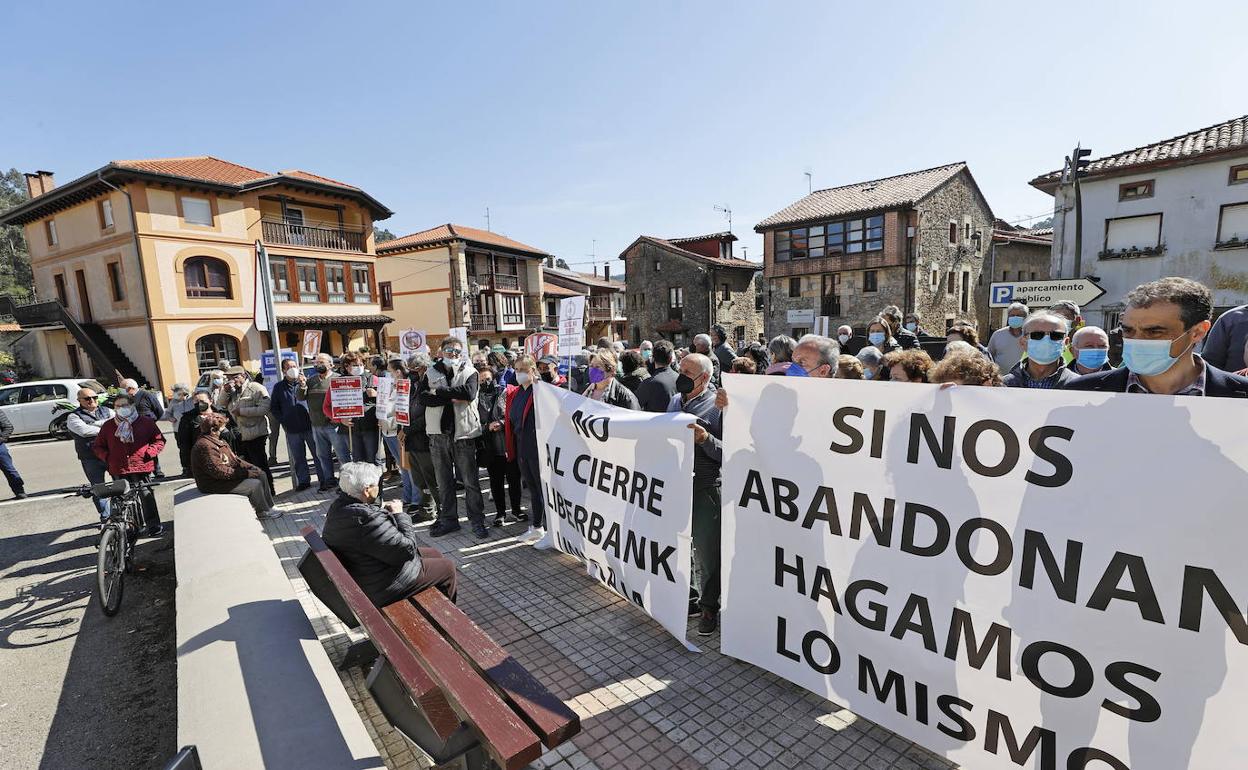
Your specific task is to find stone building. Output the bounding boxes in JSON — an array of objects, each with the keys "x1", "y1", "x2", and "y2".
[
  {"x1": 986, "y1": 221, "x2": 1053, "y2": 329},
  {"x1": 754, "y1": 162, "x2": 995, "y2": 338},
  {"x1": 619, "y1": 232, "x2": 762, "y2": 348}
]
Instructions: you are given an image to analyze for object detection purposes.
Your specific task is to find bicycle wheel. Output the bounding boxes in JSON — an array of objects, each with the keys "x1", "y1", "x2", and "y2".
[{"x1": 96, "y1": 525, "x2": 125, "y2": 617}]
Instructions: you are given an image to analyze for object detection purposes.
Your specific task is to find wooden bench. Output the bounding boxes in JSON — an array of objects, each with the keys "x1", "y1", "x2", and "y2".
[{"x1": 300, "y1": 526, "x2": 580, "y2": 770}]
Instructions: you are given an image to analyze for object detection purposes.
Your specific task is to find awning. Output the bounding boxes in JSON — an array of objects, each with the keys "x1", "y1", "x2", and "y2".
[{"x1": 277, "y1": 314, "x2": 394, "y2": 326}]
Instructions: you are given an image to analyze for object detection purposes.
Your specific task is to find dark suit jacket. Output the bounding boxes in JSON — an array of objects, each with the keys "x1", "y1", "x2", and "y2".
[{"x1": 1063, "y1": 364, "x2": 1248, "y2": 397}]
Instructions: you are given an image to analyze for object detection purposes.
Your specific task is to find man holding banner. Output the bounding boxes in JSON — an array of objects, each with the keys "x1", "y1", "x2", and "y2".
[{"x1": 667, "y1": 352, "x2": 724, "y2": 636}]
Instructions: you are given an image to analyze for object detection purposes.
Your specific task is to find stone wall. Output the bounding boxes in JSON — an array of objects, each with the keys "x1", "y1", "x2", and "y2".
[
  {"x1": 985, "y1": 238, "x2": 1052, "y2": 329},
  {"x1": 910, "y1": 170, "x2": 996, "y2": 333}
]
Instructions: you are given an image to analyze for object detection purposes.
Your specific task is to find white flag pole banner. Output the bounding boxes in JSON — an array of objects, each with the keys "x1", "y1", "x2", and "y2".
[
  {"x1": 534, "y1": 381, "x2": 697, "y2": 648},
  {"x1": 720, "y1": 374, "x2": 1248, "y2": 770}
]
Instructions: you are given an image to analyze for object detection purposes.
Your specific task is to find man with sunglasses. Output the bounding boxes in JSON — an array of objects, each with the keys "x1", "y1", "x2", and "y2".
[
  {"x1": 1002, "y1": 311, "x2": 1080, "y2": 389},
  {"x1": 1066, "y1": 277, "x2": 1248, "y2": 397},
  {"x1": 67, "y1": 387, "x2": 113, "y2": 518}
]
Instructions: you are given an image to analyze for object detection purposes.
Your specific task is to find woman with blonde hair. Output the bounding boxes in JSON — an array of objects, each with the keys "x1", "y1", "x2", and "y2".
[{"x1": 581, "y1": 348, "x2": 639, "y2": 409}]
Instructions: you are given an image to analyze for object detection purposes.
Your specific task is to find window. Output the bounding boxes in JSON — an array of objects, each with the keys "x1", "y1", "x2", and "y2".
[
  {"x1": 379, "y1": 281, "x2": 393, "y2": 310},
  {"x1": 721, "y1": 283, "x2": 730, "y2": 301},
  {"x1": 931, "y1": 269, "x2": 939, "y2": 288},
  {"x1": 98, "y1": 198, "x2": 115, "y2": 229},
  {"x1": 792, "y1": 327, "x2": 809, "y2": 338},
  {"x1": 351, "y1": 263, "x2": 372, "y2": 303},
  {"x1": 654, "y1": 259, "x2": 661, "y2": 272},
  {"x1": 734, "y1": 325, "x2": 745, "y2": 345},
  {"x1": 960, "y1": 272, "x2": 970, "y2": 312},
  {"x1": 863, "y1": 270, "x2": 877, "y2": 293},
  {"x1": 774, "y1": 215, "x2": 883, "y2": 261},
  {"x1": 669, "y1": 286, "x2": 684, "y2": 307},
  {"x1": 1002, "y1": 270, "x2": 1009, "y2": 281},
  {"x1": 948, "y1": 221, "x2": 958, "y2": 245},
  {"x1": 1104, "y1": 214, "x2": 1162, "y2": 252},
  {"x1": 184, "y1": 256, "x2": 232, "y2": 298},
  {"x1": 1231, "y1": 164, "x2": 1248, "y2": 185},
  {"x1": 788, "y1": 277, "x2": 802, "y2": 298},
  {"x1": 270, "y1": 259, "x2": 290, "y2": 302},
  {"x1": 1031, "y1": 272, "x2": 1037, "y2": 280},
  {"x1": 1017, "y1": 270, "x2": 1026, "y2": 281},
  {"x1": 501, "y1": 294, "x2": 523, "y2": 324},
  {"x1": 182, "y1": 196, "x2": 213, "y2": 226},
  {"x1": 1119, "y1": 180, "x2": 1154, "y2": 201},
  {"x1": 947, "y1": 271, "x2": 956, "y2": 295},
  {"x1": 54, "y1": 273, "x2": 68, "y2": 305},
  {"x1": 22, "y1": 383, "x2": 68, "y2": 402},
  {"x1": 195, "y1": 334, "x2": 240, "y2": 373},
  {"x1": 0, "y1": 387, "x2": 18, "y2": 406},
  {"x1": 107, "y1": 262, "x2": 124, "y2": 302},
  {"x1": 326, "y1": 262, "x2": 346, "y2": 303},
  {"x1": 1217, "y1": 203, "x2": 1248, "y2": 244},
  {"x1": 45, "y1": 219, "x2": 58, "y2": 247},
  {"x1": 295, "y1": 260, "x2": 319, "y2": 301}
]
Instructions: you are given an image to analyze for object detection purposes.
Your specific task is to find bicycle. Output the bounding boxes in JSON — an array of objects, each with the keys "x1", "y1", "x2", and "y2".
[{"x1": 77, "y1": 477, "x2": 160, "y2": 617}]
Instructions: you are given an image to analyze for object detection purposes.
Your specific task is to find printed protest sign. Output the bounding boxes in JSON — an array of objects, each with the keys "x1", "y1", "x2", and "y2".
[
  {"x1": 328, "y1": 376, "x2": 364, "y2": 420},
  {"x1": 394, "y1": 378, "x2": 410, "y2": 426},
  {"x1": 525, "y1": 332, "x2": 558, "y2": 359},
  {"x1": 301, "y1": 329, "x2": 322, "y2": 361},
  {"x1": 534, "y1": 381, "x2": 696, "y2": 647},
  {"x1": 400, "y1": 329, "x2": 428, "y2": 356},
  {"x1": 557, "y1": 297, "x2": 585, "y2": 356},
  {"x1": 376, "y1": 376, "x2": 395, "y2": 418},
  {"x1": 720, "y1": 374, "x2": 1248, "y2": 770}
]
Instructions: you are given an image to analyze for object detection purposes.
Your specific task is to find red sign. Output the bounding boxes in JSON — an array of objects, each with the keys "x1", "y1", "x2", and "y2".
[
  {"x1": 329, "y1": 376, "x2": 365, "y2": 420},
  {"x1": 525, "y1": 332, "x2": 558, "y2": 359},
  {"x1": 394, "y1": 378, "x2": 410, "y2": 426}
]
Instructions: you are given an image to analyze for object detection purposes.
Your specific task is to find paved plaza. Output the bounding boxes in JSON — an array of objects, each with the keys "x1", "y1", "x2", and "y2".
[{"x1": 259, "y1": 483, "x2": 957, "y2": 770}]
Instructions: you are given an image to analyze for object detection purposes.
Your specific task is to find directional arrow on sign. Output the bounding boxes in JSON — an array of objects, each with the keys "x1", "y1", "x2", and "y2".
[{"x1": 988, "y1": 279, "x2": 1107, "y2": 309}]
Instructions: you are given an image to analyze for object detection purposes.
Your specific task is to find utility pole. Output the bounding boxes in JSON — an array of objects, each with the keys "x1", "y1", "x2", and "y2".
[
  {"x1": 1068, "y1": 144, "x2": 1092, "y2": 277},
  {"x1": 485, "y1": 207, "x2": 491, "y2": 232},
  {"x1": 804, "y1": 169, "x2": 812, "y2": 194},
  {"x1": 714, "y1": 204, "x2": 732, "y2": 234}
]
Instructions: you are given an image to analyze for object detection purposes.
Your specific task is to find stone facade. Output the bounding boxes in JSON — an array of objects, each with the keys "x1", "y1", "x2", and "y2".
[
  {"x1": 758, "y1": 166, "x2": 995, "y2": 337},
  {"x1": 621, "y1": 237, "x2": 762, "y2": 348},
  {"x1": 985, "y1": 229, "x2": 1053, "y2": 329}
]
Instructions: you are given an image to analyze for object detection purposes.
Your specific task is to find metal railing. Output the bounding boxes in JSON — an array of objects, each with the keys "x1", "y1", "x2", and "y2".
[
  {"x1": 261, "y1": 218, "x2": 366, "y2": 252},
  {"x1": 469, "y1": 313, "x2": 496, "y2": 331},
  {"x1": 544, "y1": 314, "x2": 558, "y2": 328},
  {"x1": 493, "y1": 273, "x2": 520, "y2": 291}
]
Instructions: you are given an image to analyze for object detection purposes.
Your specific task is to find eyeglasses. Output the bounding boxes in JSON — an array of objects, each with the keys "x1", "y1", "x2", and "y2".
[{"x1": 1028, "y1": 331, "x2": 1067, "y2": 341}]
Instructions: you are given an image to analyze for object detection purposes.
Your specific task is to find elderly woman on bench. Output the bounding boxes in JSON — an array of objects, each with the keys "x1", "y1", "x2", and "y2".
[
  {"x1": 190, "y1": 411, "x2": 279, "y2": 519},
  {"x1": 322, "y1": 462, "x2": 458, "y2": 607}
]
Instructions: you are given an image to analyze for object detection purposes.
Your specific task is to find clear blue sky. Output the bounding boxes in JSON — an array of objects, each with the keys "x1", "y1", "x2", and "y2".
[{"x1": 3, "y1": 0, "x2": 1245, "y2": 273}]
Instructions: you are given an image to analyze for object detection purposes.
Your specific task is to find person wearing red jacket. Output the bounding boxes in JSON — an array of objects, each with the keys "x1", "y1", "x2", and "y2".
[{"x1": 93, "y1": 392, "x2": 166, "y2": 536}]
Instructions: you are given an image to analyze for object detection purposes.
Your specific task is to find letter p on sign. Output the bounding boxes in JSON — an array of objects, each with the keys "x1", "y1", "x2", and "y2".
[{"x1": 992, "y1": 285, "x2": 1014, "y2": 304}]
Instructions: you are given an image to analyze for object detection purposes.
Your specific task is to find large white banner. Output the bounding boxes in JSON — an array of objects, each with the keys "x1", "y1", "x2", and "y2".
[
  {"x1": 720, "y1": 374, "x2": 1248, "y2": 770},
  {"x1": 534, "y1": 382, "x2": 696, "y2": 647}
]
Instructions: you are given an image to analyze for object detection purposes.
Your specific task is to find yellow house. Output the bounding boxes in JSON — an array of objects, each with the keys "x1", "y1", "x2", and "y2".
[
  {"x1": 0, "y1": 157, "x2": 393, "y2": 391},
  {"x1": 375, "y1": 224, "x2": 549, "y2": 350}
]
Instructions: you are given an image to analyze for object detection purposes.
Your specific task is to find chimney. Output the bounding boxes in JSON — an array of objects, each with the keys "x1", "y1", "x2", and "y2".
[
  {"x1": 546, "y1": 256, "x2": 553, "y2": 268},
  {"x1": 603, "y1": 265, "x2": 610, "y2": 282},
  {"x1": 23, "y1": 170, "x2": 55, "y2": 198},
  {"x1": 593, "y1": 265, "x2": 598, "y2": 277}
]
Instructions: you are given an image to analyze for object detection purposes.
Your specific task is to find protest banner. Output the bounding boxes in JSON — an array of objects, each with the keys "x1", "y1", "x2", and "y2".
[
  {"x1": 301, "y1": 329, "x2": 322, "y2": 361},
  {"x1": 534, "y1": 381, "x2": 697, "y2": 647},
  {"x1": 719, "y1": 374, "x2": 1248, "y2": 770},
  {"x1": 557, "y1": 297, "x2": 586, "y2": 357},
  {"x1": 525, "y1": 331, "x2": 558, "y2": 359},
  {"x1": 328, "y1": 376, "x2": 364, "y2": 420},
  {"x1": 400, "y1": 329, "x2": 428, "y2": 357},
  {"x1": 376, "y1": 375, "x2": 395, "y2": 418},
  {"x1": 394, "y1": 378, "x2": 410, "y2": 426}
]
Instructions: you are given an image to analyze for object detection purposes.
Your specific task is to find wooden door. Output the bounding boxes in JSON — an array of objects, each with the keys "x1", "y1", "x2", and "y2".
[{"x1": 75, "y1": 270, "x2": 93, "y2": 323}]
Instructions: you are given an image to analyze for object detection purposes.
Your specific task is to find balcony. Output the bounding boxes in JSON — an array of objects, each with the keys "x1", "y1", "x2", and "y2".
[
  {"x1": 469, "y1": 313, "x2": 496, "y2": 331},
  {"x1": 261, "y1": 218, "x2": 366, "y2": 253},
  {"x1": 820, "y1": 296, "x2": 842, "y2": 317},
  {"x1": 544, "y1": 314, "x2": 558, "y2": 328},
  {"x1": 494, "y1": 273, "x2": 520, "y2": 291},
  {"x1": 668, "y1": 307, "x2": 683, "y2": 321},
  {"x1": 587, "y1": 297, "x2": 613, "y2": 321}
]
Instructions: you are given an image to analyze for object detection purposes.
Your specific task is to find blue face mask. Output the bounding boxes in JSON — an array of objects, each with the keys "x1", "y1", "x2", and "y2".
[
  {"x1": 1075, "y1": 348, "x2": 1109, "y2": 370},
  {"x1": 785, "y1": 362, "x2": 809, "y2": 377},
  {"x1": 1007, "y1": 316, "x2": 1025, "y2": 330},
  {"x1": 1122, "y1": 335, "x2": 1188, "y2": 376},
  {"x1": 904, "y1": 322, "x2": 917, "y2": 332},
  {"x1": 868, "y1": 331, "x2": 886, "y2": 347},
  {"x1": 1026, "y1": 337, "x2": 1064, "y2": 365},
  {"x1": 863, "y1": 368, "x2": 875, "y2": 380}
]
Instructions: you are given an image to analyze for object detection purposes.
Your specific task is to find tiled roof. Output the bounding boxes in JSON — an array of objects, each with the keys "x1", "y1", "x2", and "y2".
[
  {"x1": 623, "y1": 235, "x2": 761, "y2": 270},
  {"x1": 113, "y1": 156, "x2": 271, "y2": 185},
  {"x1": 280, "y1": 169, "x2": 360, "y2": 191},
  {"x1": 544, "y1": 265, "x2": 625, "y2": 290},
  {"x1": 542, "y1": 281, "x2": 583, "y2": 298},
  {"x1": 667, "y1": 231, "x2": 737, "y2": 244},
  {"x1": 1030, "y1": 114, "x2": 1248, "y2": 189},
  {"x1": 378, "y1": 224, "x2": 550, "y2": 257},
  {"x1": 755, "y1": 162, "x2": 967, "y2": 230},
  {"x1": 992, "y1": 228, "x2": 1052, "y2": 245}
]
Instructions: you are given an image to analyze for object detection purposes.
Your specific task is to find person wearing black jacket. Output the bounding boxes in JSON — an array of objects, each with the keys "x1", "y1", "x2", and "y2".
[
  {"x1": 0, "y1": 407, "x2": 25, "y2": 499},
  {"x1": 321, "y1": 462, "x2": 457, "y2": 606},
  {"x1": 176, "y1": 391, "x2": 235, "y2": 471},
  {"x1": 636, "y1": 340, "x2": 679, "y2": 412},
  {"x1": 402, "y1": 354, "x2": 438, "y2": 521},
  {"x1": 475, "y1": 369, "x2": 523, "y2": 526}
]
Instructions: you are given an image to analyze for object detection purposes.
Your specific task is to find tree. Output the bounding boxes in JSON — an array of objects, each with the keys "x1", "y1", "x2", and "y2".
[
  {"x1": 375, "y1": 227, "x2": 396, "y2": 243},
  {"x1": 1027, "y1": 217, "x2": 1054, "y2": 231},
  {"x1": 0, "y1": 169, "x2": 33, "y2": 302},
  {"x1": 555, "y1": 258, "x2": 570, "y2": 269}
]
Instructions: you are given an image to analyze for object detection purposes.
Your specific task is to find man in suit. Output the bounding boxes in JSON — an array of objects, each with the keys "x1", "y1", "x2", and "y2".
[
  {"x1": 1066, "y1": 277, "x2": 1248, "y2": 398},
  {"x1": 636, "y1": 340, "x2": 679, "y2": 412}
]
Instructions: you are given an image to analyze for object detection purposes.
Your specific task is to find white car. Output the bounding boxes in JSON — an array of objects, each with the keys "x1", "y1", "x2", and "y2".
[{"x1": 0, "y1": 378, "x2": 104, "y2": 437}]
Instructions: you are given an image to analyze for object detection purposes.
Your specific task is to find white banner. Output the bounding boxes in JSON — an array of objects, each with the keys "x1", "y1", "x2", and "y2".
[
  {"x1": 720, "y1": 374, "x2": 1248, "y2": 770},
  {"x1": 558, "y1": 296, "x2": 586, "y2": 356},
  {"x1": 534, "y1": 381, "x2": 696, "y2": 647}
]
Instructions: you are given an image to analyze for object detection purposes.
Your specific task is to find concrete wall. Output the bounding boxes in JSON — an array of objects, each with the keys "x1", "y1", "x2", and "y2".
[
  {"x1": 1050, "y1": 153, "x2": 1248, "y2": 325},
  {"x1": 376, "y1": 244, "x2": 454, "y2": 336}
]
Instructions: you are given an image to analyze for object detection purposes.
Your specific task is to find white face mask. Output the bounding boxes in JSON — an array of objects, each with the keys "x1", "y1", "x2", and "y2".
[
  {"x1": 283, "y1": 367, "x2": 299, "y2": 380},
  {"x1": 349, "y1": 366, "x2": 365, "y2": 376},
  {"x1": 838, "y1": 334, "x2": 850, "y2": 345},
  {"x1": 516, "y1": 371, "x2": 531, "y2": 386},
  {"x1": 116, "y1": 405, "x2": 136, "y2": 419}
]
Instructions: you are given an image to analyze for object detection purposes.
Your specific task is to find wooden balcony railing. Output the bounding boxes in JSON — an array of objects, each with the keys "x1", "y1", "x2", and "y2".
[
  {"x1": 469, "y1": 313, "x2": 496, "y2": 331},
  {"x1": 261, "y1": 218, "x2": 366, "y2": 252},
  {"x1": 493, "y1": 273, "x2": 520, "y2": 291}
]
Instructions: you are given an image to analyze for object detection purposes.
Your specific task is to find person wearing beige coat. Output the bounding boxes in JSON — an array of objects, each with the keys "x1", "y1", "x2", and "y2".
[{"x1": 217, "y1": 365, "x2": 274, "y2": 494}]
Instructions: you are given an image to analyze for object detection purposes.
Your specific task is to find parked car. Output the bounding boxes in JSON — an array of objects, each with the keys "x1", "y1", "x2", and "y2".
[{"x1": 0, "y1": 379, "x2": 107, "y2": 438}]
